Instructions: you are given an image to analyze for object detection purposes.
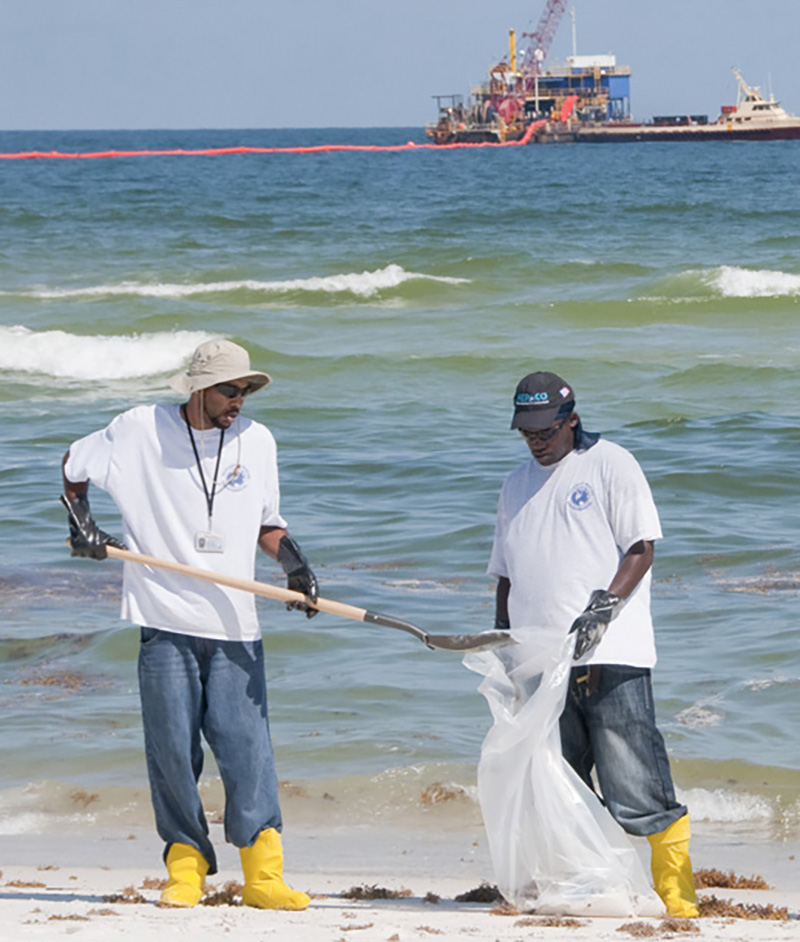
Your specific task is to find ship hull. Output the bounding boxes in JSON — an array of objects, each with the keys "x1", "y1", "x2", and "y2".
[
  {"x1": 429, "y1": 122, "x2": 800, "y2": 146},
  {"x1": 576, "y1": 123, "x2": 800, "y2": 143}
]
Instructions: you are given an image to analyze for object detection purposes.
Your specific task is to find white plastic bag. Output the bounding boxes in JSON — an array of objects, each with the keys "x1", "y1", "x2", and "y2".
[{"x1": 464, "y1": 625, "x2": 662, "y2": 916}]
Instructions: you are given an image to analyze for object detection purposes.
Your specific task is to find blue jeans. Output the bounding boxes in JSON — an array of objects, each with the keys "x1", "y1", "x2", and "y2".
[
  {"x1": 559, "y1": 665, "x2": 687, "y2": 837},
  {"x1": 138, "y1": 627, "x2": 282, "y2": 874}
]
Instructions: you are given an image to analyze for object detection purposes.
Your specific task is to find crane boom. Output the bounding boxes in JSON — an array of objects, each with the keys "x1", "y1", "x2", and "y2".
[{"x1": 522, "y1": 0, "x2": 570, "y2": 75}]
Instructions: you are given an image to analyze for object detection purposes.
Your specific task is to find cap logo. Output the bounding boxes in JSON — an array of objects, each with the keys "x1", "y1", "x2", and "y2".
[
  {"x1": 559, "y1": 386, "x2": 571, "y2": 399},
  {"x1": 515, "y1": 392, "x2": 550, "y2": 405}
]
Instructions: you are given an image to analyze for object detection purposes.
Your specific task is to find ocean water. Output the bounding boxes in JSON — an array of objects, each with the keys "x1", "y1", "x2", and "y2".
[{"x1": 1, "y1": 128, "x2": 799, "y2": 846}]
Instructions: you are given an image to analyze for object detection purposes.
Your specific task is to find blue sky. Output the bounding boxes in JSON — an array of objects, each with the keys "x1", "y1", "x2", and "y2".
[{"x1": 2, "y1": 0, "x2": 798, "y2": 130}]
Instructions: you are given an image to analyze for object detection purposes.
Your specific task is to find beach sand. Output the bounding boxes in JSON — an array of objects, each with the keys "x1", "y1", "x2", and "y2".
[{"x1": 2, "y1": 820, "x2": 798, "y2": 941}]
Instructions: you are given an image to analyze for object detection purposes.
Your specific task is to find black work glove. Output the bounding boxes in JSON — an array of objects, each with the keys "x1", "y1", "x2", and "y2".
[
  {"x1": 61, "y1": 493, "x2": 125, "y2": 559},
  {"x1": 569, "y1": 589, "x2": 621, "y2": 660},
  {"x1": 277, "y1": 534, "x2": 319, "y2": 619},
  {"x1": 61, "y1": 493, "x2": 124, "y2": 559}
]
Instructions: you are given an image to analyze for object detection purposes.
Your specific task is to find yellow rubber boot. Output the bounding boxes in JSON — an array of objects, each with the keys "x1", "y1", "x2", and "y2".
[
  {"x1": 647, "y1": 814, "x2": 699, "y2": 918},
  {"x1": 159, "y1": 842, "x2": 209, "y2": 908},
  {"x1": 240, "y1": 828, "x2": 310, "y2": 911}
]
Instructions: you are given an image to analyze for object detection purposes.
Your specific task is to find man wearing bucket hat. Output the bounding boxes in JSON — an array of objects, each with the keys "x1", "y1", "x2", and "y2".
[
  {"x1": 61, "y1": 339, "x2": 316, "y2": 911},
  {"x1": 488, "y1": 371, "x2": 698, "y2": 918}
]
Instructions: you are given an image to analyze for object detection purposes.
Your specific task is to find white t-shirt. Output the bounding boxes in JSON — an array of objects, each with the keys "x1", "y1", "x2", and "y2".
[
  {"x1": 64, "y1": 403, "x2": 287, "y2": 641},
  {"x1": 488, "y1": 439, "x2": 663, "y2": 668}
]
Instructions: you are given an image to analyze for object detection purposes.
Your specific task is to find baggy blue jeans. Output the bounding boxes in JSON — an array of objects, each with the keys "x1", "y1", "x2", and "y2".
[
  {"x1": 559, "y1": 664, "x2": 687, "y2": 837},
  {"x1": 137, "y1": 627, "x2": 282, "y2": 874}
]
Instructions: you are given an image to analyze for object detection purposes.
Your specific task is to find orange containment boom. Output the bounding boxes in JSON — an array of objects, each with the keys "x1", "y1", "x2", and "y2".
[
  {"x1": 0, "y1": 132, "x2": 547, "y2": 161},
  {"x1": 559, "y1": 95, "x2": 579, "y2": 123}
]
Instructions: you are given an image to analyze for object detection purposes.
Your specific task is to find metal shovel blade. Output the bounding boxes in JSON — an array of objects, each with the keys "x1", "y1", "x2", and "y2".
[
  {"x1": 425, "y1": 630, "x2": 516, "y2": 652},
  {"x1": 364, "y1": 611, "x2": 514, "y2": 652}
]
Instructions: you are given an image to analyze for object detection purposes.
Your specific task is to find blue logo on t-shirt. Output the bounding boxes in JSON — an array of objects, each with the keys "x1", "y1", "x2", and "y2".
[
  {"x1": 222, "y1": 464, "x2": 250, "y2": 491},
  {"x1": 568, "y1": 483, "x2": 594, "y2": 511}
]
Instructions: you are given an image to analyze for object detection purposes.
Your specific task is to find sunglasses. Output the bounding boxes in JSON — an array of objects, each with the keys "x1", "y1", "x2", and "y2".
[
  {"x1": 520, "y1": 417, "x2": 569, "y2": 443},
  {"x1": 214, "y1": 382, "x2": 256, "y2": 399}
]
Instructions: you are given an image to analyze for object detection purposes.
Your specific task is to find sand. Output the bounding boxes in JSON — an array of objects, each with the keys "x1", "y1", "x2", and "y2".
[{"x1": 1, "y1": 823, "x2": 799, "y2": 941}]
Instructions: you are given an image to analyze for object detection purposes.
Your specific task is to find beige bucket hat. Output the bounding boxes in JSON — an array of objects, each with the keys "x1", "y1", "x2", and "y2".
[{"x1": 169, "y1": 339, "x2": 271, "y2": 395}]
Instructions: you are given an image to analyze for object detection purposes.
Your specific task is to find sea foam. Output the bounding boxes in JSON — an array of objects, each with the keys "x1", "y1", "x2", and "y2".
[
  {"x1": 677, "y1": 786, "x2": 774, "y2": 824},
  {"x1": 0, "y1": 326, "x2": 213, "y2": 380},
  {"x1": 9, "y1": 265, "x2": 469, "y2": 301},
  {"x1": 707, "y1": 265, "x2": 800, "y2": 298},
  {"x1": 675, "y1": 702, "x2": 725, "y2": 729}
]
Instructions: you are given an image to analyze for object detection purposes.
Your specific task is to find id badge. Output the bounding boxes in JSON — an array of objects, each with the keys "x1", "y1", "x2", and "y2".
[{"x1": 195, "y1": 530, "x2": 225, "y2": 553}]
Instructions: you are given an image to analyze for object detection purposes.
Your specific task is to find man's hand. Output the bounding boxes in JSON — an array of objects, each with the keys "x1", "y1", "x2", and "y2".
[
  {"x1": 61, "y1": 494, "x2": 125, "y2": 560},
  {"x1": 277, "y1": 534, "x2": 319, "y2": 619},
  {"x1": 569, "y1": 589, "x2": 621, "y2": 660}
]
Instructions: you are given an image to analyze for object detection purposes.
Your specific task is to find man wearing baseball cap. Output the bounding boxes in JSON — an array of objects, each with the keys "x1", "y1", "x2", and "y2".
[
  {"x1": 488, "y1": 371, "x2": 698, "y2": 918},
  {"x1": 61, "y1": 339, "x2": 316, "y2": 911}
]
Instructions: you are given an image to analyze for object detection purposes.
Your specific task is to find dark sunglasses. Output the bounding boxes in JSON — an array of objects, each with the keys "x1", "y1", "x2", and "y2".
[
  {"x1": 520, "y1": 417, "x2": 569, "y2": 443},
  {"x1": 214, "y1": 382, "x2": 255, "y2": 399}
]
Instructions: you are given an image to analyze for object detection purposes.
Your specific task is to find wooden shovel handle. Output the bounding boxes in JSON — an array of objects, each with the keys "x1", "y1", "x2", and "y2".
[{"x1": 105, "y1": 544, "x2": 368, "y2": 622}]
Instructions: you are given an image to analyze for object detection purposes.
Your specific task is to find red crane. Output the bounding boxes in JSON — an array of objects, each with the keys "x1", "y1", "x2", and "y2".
[
  {"x1": 522, "y1": 0, "x2": 570, "y2": 76},
  {"x1": 480, "y1": 0, "x2": 573, "y2": 132}
]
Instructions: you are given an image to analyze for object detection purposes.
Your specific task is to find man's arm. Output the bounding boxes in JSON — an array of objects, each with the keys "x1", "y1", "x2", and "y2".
[
  {"x1": 257, "y1": 525, "x2": 288, "y2": 560},
  {"x1": 609, "y1": 539, "x2": 654, "y2": 599},
  {"x1": 259, "y1": 525, "x2": 319, "y2": 618},
  {"x1": 62, "y1": 451, "x2": 88, "y2": 500},
  {"x1": 494, "y1": 576, "x2": 511, "y2": 630},
  {"x1": 61, "y1": 451, "x2": 122, "y2": 558}
]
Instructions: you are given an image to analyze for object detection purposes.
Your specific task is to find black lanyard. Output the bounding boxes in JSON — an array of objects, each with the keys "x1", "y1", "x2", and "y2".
[{"x1": 183, "y1": 410, "x2": 225, "y2": 526}]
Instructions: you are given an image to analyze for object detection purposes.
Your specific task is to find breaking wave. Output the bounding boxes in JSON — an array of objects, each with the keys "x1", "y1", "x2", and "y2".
[
  {"x1": 705, "y1": 265, "x2": 800, "y2": 298},
  {"x1": 0, "y1": 326, "x2": 214, "y2": 380},
  {"x1": 677, "y1": 786, "x2": 776, "y2": 824},
  {"x1": 638, "y1": 265, "x2": 800, "y2": 304},
  {"x1": 4, "y1": 264, "x2": 469, "y2": 301}
]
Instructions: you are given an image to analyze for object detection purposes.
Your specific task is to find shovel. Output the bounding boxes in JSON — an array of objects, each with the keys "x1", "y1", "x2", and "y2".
[{"x1": 101, "y1": 545, "x2": 512, "y2": 652}]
